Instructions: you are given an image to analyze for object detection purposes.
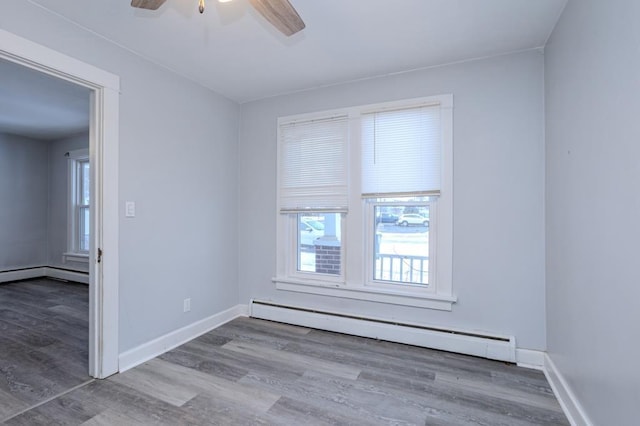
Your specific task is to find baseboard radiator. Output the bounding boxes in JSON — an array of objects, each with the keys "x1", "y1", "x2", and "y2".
[
  {"x1": 0, "y1": 266, "x2": 89, "y2": 284},
  {"x1": 250, "y1": 300, "x2": 516, "y2": 363}
]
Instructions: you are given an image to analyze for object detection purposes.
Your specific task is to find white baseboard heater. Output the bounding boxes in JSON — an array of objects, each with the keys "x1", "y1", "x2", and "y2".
[
  {"x1": 0, "y1": 266, "x2": 89, "y2": 284},
  {"x1": 250, "y1": 300, "x2": 516, "y2": 363}
]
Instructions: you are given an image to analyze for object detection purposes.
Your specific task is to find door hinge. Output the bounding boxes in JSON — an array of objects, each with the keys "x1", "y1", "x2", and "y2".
[{"x1": 97, "y1": 248, "x2": 103, "y2": 263}]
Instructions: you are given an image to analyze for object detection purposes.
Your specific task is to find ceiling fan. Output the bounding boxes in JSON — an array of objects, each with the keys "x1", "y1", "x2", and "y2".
[{"x1": 130, "y1": 0, "x2": 305, "y2": 36}]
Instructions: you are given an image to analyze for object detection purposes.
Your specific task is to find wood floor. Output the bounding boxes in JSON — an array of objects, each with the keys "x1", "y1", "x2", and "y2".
[
  {"x1": 1, "y1": 280, "x2": 569, "y2": 425},
  {"x1": 0, "y1": 278, "x2": 90, "y2": 421}
]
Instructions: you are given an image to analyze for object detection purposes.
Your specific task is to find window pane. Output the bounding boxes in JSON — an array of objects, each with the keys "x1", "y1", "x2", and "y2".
[
  {"x1": 79, "y1": 206, "x2": 90, "y2": 252},
  {"x1": 374, "y1": 204, "x2": 429, "y2": 285},
  {"x1": 81, "y1": 161, "x2": 90, "y2": 205},
  {"x1": 297, "y1": 213, "x2": 341, "y2": 275}
]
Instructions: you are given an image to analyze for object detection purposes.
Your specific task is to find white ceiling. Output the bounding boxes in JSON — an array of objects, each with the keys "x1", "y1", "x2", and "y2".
[
  {"x1": 2, "y1": 0, "x2": 566, "y2": 139},
  {"x1": 0, "y1": 58, "x2": 90, "y2": 140}
]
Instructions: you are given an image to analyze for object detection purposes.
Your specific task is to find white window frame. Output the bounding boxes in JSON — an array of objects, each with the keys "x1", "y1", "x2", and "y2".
[
  {"x1": 274, "y1": 95, "x2": 455, "y2": 311},
  {"x1": 364, "y1": 198, "x2": 436, "y2": 290},
  {"x1": 64, "y1": 148, "x2": 90, "y2": 263}
]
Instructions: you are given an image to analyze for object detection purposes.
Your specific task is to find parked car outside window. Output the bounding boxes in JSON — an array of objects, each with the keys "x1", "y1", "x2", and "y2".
[
  {"x1": 376, "y1": 213, "x2": 399, "y2": 224},
  {"x1": 396, "y1": 214, "x2": 429, "y2": 227},
  {"x1": 299, "y1": 219, "x2": 324, "y2": 246}
]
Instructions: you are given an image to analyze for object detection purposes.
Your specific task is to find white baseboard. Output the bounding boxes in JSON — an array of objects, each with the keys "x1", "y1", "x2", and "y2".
[
  {"x1": 118, "y1": 304, "x2": 247, "y2": 373},
  {"x1": 0, "y1": 266, "x2": 89, "y2": 284},
  {"x1": 0, "y1": 267, "x2": 46, "y2": 283},
  {"x1": 250, "y1": 300, "x2": 516, "y2": 363},
  {"x1": 45, "y1": 267, "x2": 89, "y2": 284},
  {"x1": 237, "y1": 303, "x2": 250, "y2": 316},
  {"x1": 544, "y1": 353, "x2": 593, "y2": 426},
  {"x1": 516, "y1": 348, "x2": 545, "y2": 370}
]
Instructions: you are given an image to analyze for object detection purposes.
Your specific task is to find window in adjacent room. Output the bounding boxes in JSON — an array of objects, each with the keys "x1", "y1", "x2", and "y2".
[{"x1": 65, "y1": 148, "x2": 90, "y2": 262}]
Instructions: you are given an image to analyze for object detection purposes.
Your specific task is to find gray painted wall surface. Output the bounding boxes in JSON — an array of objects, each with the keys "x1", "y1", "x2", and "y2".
[
  {"x1": 0, "y1": 132, "x2": 89, "y2": 274},
  {"x1": 1, "y1": 3, "x2": 240, "y2": 352},
  {"x1": 238, "y1": 50, "x2": 547, "y2": 350},
  {"x1": 545, "y1": 1, "x2": 640, "y2": 424},
  {"x1": 0, "y1": 133, "x2": 48, "y2": 270},
  {"x1": 47, "y1": 132, "x2": 89, "y2": 272}
]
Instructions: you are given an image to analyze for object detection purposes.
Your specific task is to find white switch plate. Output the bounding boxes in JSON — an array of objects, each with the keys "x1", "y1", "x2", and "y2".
[
  {"x1": 183, "y1": 298, "x2": 191, "y2": 312},
  {"x1": 125, "y1": 201, "x2": 135, "y2": 217}
]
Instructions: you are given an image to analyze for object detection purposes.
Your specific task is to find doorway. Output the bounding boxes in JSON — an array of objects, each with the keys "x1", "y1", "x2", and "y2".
[{"x1": 0, "y1": 29, "x2": 120, "y2": 379}]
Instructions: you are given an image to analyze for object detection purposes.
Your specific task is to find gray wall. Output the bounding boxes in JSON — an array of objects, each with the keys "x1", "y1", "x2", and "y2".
[
  {"x1": 545, "y1": 0, "x2": 640, "y2": 424},
  {"x1": 0, "y1": 131, "x2": 89, "y2": 274},
  {"x1": 47, "y1": 132, "x2": 89, "y2": 272},
  {"x1": 0, "y1": 133, "x2": 49, "y2": 270},
  {"x1": 238, "y1": 50, "x2": 547, "y2": 350},
  {"x1": 1, "y1": 2, "x2": 240, "y2": 352}
]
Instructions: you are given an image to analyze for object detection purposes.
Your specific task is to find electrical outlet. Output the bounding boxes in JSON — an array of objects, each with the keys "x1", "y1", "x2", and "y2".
[{"x1": 183, "y1": 298, "x2": 191, "y2": 312}]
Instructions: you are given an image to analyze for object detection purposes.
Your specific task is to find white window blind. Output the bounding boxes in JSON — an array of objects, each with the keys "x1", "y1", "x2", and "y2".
[
  {"x1": 278, "y1": 115, "x2": 349, "y2": 212},
  {"x1": 361, "y1": 104, "x2": 441, "y2": 197}
]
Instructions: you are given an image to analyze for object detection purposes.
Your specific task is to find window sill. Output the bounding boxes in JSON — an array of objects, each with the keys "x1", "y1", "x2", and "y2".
[
  {"x1": 272, "y1": 277, "x2": 456, "y2": 311},
  {"x1": 63, "y1": 252, "x2": 90, "y2": 264}
]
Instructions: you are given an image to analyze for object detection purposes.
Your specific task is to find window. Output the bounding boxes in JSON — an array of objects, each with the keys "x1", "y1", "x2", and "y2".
[
  {"x1": 371, "y1": 198, "x2": 431, "y2": 286},
  {"x1": 275, "y1": 95, "x2": 454, "y2": 310},
  {"x1": 277, "y1": 115, "x2": 348, "y2": 282},
  {"x1": 362, "y1": 103, "x2": 441, "y2": 289},
  {"x1": 297, "y1": 213, "x2": 342, "y2": 275},
  {"x1": 65, "y1": 149, "x2": 90, "y2": 262}
]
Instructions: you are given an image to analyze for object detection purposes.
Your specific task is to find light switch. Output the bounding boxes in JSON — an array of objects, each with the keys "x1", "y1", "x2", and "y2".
[{"x1": 125, "y1": 201, "x2": 136, "y2": 218}]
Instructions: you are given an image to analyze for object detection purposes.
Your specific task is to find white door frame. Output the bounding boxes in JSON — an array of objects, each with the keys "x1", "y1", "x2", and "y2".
[{"x1": 0, "y1": 30, "x2": 120, "y2": 378}]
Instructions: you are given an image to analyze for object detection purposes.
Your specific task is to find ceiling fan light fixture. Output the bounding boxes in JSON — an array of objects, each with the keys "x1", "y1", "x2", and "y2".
[{"x1": 130, "y1": 0, "x2": 304, "y2": 36}]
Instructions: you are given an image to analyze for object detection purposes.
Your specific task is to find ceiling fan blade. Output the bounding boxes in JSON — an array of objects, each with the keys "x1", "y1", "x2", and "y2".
[
  {"x1": 130, "y1": 0, "x2": 167, "y2": 11},
  {"x1": 249, "y1": 0, "x2": 305, "y2": 36}
]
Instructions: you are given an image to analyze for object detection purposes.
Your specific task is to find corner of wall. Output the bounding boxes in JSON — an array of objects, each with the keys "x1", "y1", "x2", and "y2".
[
  {"x1": 118, "y1": 304, "x2": 248, "y2": 373},
  {"x1": 544, "y1": 353, "x2": 593, "y2": 426}
]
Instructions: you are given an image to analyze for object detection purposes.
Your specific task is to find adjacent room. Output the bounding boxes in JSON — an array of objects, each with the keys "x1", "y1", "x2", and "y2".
[
  {"x1": 0, "y1": 0, "x2": 637, "y2": 425},
  {"x1": 0, "y1": 57, "x2": 92, "y2": 420}
]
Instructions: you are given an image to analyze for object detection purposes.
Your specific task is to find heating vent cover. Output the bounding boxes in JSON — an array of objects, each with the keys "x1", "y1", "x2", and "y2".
[{"x1": 250, "y1": 300, "x2": 516, "y2": 363}]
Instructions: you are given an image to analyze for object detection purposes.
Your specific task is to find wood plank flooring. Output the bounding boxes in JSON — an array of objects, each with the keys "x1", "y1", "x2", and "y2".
[
  {"x1": 0, "y1": 278, "x2": 90, "y2": 421},
  {"x1": 1, "y1": 287, "x2": 569, "y2": 426}
]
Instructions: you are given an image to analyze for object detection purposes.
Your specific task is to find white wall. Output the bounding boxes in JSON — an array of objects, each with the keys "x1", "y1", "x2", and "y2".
[
  {"x1": 47, "y1": 132, "x2": 89, "y2": 272},
  {"x1": 0, "y1": 133, "x2": 48, "y2": 270},
  {"x1": 0, "y1": 3, "x2": 240, "y2": 353},
  {"x1": 545, "y1": 0, "x2": 640, "y2": 424},
  {"x1": 238, "y1": 50, "x2": 547, "y2": 350}
]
